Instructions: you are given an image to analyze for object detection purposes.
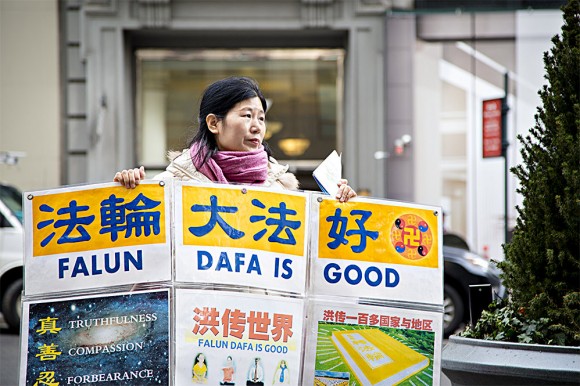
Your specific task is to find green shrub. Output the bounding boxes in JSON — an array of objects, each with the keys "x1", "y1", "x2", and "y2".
[
  {"x1": 461, "y1": 300, "x2": 570, "y2": 345},
  {"x1": 462, "y1": 0, "x2": 580, "y2": 346}
]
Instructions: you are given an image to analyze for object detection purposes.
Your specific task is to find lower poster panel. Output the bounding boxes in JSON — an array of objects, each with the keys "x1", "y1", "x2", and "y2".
[
  {"x1": 304, "y1": 300, "x2": 442, "y2": 386},
  {"x1": 19, "y1": 289, "x2": 170, "y2": 386},
  {"x1": 175, "y1": 288, "x2": 304, "y2": 385}
]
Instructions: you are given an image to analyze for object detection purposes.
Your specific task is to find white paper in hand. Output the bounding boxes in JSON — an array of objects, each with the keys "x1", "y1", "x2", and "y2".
[{"x1": 312, "y1": 150, "x2": 342, "y2": 197}]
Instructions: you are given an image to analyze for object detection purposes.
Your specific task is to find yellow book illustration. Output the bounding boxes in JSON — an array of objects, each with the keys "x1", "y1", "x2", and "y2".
[
  {"x1": 331, "y1": 329, "x2": 429, "y2": 385},
  {"x1": 314, "y1": 370, "x2": 350, "y2": 386},
  {"x1": 314, "y1": 378, "x2": 349, "y2": 386}
]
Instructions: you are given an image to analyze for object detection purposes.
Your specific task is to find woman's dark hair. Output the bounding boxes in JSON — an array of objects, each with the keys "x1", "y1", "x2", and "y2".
[
  {"x1": 195, "y1": 353, "x2": 206, "y2": 365},
  {"x1": 187, "y1": 76, "x2": 272, "y2": 164}
]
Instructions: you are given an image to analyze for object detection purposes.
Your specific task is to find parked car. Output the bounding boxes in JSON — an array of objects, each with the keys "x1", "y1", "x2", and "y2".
[
  {"x1": 0, "y1": 183, "x2": 23, "y2": 331},
  {"x1": 443, "y1": 243, "x2": 504, "y2": 337}
]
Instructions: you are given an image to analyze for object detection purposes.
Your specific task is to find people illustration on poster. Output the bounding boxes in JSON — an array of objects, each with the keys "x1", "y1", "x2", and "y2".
[
  {"x1": 221, "y1": 355, "x2": 236, "y2": 385},
  {"x1": 246, "y1": 357, "x2": 264, "y2": 386},
  {"x1": 192, "y1": 353, "x2": 208, "y2": 383},
  {"x1": 273, "y1": 360, "x2": 290, "y2": 385}
]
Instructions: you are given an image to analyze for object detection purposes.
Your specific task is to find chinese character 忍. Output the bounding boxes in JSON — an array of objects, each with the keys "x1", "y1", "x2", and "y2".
[{"x1": 33, "y1": 371, "x2": 59, "y2": 386}]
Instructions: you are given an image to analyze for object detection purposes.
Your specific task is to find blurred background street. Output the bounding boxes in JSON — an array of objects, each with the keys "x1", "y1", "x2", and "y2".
[{"x1": 0, "y1": 315, "x2": 19, "y2": 386}]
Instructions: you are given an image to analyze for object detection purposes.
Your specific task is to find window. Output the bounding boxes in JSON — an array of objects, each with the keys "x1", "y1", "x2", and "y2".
[
  {"x1": 0, "y1": 184, "x2": 23, "y2": 225},
  {"x1": 136, "y1": 49, "x2": 344, "y2": 188}
]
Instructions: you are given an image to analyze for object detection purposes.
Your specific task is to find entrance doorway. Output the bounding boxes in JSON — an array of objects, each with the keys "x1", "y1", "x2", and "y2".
[{"x1": 135, "y1": 48, "x2": 344, "y2": 190}]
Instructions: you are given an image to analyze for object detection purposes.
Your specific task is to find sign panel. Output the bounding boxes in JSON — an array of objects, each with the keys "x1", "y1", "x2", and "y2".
[
  {"x1": 174, "y1": 182, "x2": 309, "y2": 294},
  {"x1": 24, "y1": 182, "x2": 172, "y2": 295},
  {"x1": 175, "y1": 288, "x2": 304, "y2": 385},
  {"x1": 482, "y1": 98, "x2": 503, "y2": 158},
  {"x1": 311, "y1": 196, "x2": 443, "y2": 304},
  {"x1": 19, "y1": 289, "x2": 170, "y2": 386},
  {"x1": 303, "y1": 300, "x2": 442, "y2": 386}
]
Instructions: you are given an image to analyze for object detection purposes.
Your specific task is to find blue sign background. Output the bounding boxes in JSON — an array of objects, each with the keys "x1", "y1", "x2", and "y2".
[{"x1": 24, "y1": 290, "x2": 170, "y2": 385}]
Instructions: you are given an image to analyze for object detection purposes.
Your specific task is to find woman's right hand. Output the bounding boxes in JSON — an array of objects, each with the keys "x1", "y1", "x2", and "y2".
[{"x1": 113, "y1": 166, "x2": 145, "y2": 189}]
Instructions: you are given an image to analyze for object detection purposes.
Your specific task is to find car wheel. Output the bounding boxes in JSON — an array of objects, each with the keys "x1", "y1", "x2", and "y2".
[
  {"x1": 443, "y1": 283, "x2": 464, "y2": 337},
  {"x1": 1, "y1": 278, "x2": 23, "y2": 332}
]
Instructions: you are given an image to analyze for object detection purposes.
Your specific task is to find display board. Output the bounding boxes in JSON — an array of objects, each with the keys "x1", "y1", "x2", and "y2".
[
  {"x1": 23, "y1": 182, "x2": 172, "y2": 295},
  {"x1": 174, "y1": 288, "x2": 304, "y2": 385},
  {"x1": 304, "y1": 299, "x2": 442, "y2": 385},
  {"x1": 19, "y1": 289, "x2": 170, "y2": 385},
  {"x1": 21, "y1": 181, "x2": 443, "y2": 385},
  {"x1": 174, "y1": 182, "x2": 310, "y2": 294},
  {"x1": 310, "y1": 196, "x2": 443, "y2": 304}
]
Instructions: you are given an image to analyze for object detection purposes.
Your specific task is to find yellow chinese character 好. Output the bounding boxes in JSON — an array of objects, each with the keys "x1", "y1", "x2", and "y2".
[
  {"x1": 36, "y1": 317, "x2": 62, "y2": 335},
  {"x1": 33, "y1": 371, "x2": 59, "y2": 386},
  {"x1": 36, "y1": 343, "x2": 62, "y2": 361}
]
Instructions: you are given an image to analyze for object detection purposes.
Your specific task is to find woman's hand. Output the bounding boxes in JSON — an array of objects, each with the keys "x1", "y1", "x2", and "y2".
[
  {"x1": 335, "y1": 178, "x2": 357, "y2": 203},
  {"x1": 113, "y1": 166, "x2": 145, "y2": 189}
]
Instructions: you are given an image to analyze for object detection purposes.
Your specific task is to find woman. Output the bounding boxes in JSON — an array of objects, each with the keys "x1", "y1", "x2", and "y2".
[
  {"x1": 221, "y1": 355, "x2": 235, "y2": 385},
  {"x1": 192, "y1": 352, "x2": 208, "y2": 383},
  {"x1": 114, "y1": 77, "x2": 356, "y2": 202},
  {"x1": 272, "y1": 359, "x2": 289, "y2": 385}
]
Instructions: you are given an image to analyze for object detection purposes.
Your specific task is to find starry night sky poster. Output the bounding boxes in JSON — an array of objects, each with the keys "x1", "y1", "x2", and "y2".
[{"x1": 21, "y1": 289, "x2": 170, "y2": 385}]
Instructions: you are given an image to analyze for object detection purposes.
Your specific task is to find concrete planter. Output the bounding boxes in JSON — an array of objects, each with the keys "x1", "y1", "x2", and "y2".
[{"x1": 441, "y1": 335, "x2": 580, "y2": 385}]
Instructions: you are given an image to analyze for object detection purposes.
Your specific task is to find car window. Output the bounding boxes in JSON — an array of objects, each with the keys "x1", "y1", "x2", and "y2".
[
  {"x1": 0, "y1": 212, "x2": 10, "y2": 227},
  {"x1": 443, "y1": 233, "x2": 470, "y2": 250},
  {"x1": 0, "y1": 184, "x2": 23, "y2": 224}
]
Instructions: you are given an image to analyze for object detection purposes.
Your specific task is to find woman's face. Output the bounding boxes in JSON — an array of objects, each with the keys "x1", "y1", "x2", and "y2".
[{"x1": 210, "y1": 96, "x2": 266, "y2": 152}]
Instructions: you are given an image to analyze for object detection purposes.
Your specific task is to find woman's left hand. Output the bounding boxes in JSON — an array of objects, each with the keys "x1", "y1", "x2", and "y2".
[{"x1": 335, "y1": 179, "x2": 357, "y2": 203}]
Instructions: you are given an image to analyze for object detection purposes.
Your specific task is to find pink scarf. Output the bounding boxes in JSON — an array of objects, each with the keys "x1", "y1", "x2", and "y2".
[{"x1": 190, "y1": 142, "x2": 268, "y2": 184}]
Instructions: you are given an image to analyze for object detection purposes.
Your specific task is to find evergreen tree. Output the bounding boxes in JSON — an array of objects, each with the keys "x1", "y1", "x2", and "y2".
[{"x1": 499, "y1": 0, "x2": 579, "y2": 345}]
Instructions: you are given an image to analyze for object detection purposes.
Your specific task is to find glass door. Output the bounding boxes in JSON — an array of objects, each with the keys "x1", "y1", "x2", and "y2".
[{"x1": 135, "y1": 49, "x2": 344, "y2": 189}]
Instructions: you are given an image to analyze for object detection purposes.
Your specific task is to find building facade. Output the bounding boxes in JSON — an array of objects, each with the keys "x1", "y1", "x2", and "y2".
[
  {"x1": 1, "y1": 0, "x2": 564, "y2": 260},
  {"x1": 60, "y1": 0, "x2": 393, "y2": 198}
]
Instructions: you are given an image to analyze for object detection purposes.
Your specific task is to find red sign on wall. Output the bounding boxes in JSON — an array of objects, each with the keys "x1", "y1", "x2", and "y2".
[{"x1": 482, "y1": 98, "x2": 503, "y2": 158}]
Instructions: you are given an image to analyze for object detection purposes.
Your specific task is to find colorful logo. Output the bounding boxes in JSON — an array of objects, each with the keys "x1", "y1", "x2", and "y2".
[{"x1": 390, "y1": 214, "x2": 433, "y2": 260}]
